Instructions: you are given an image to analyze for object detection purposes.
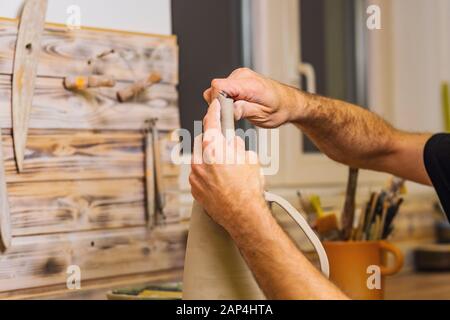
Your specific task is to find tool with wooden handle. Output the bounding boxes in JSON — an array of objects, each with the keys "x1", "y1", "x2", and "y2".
[
  {"x1": 117, "y1": 72, "x2": 161, "y2": 102},
  {"x1": 64, "y1": 75, "x2": 116, "y2": 90},
  {"x1": 341, "y1": 167, "x2": 359, "y2": 240},
  {"x1": 12, "y1": 0, "x2": 48, "y2": 172},
  {"x1": 144, "y1": 120, "x2": 156, "y2": 228},
  {"x1": 183, "y1": 93, "x2": 329, "y2": 300},
  {"x1": 144, "y1": 118, "x2": 166, "y2": 228}
]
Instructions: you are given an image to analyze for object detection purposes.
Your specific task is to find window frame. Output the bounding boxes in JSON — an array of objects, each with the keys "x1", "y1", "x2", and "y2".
[{"x1": 247, "y1": 0, "x2": 390, "y2": 187}]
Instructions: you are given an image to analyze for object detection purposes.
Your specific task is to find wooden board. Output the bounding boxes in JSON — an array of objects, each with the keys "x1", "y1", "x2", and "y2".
[
  {"x1": 0, "y1": 75, "x2": 179, "y2": 131},
  {"x1": 0, "y1": 225, "x2": 187, "y2": 292},
  {"x1": 0, "y1": 18, "x2": 183, "y2": 296},
  {"x1": 8, "y1": 179, "x2": 181, "y2": 236},
  {"x1": 0, "y1": 19, "x2": 178, "y2": 84},
  {"x1": 1, "y1": 129, "x2": 179, "y2": 183},
  {"x1": 9, "y1": 179, "x2": 145, "y2": 236}
]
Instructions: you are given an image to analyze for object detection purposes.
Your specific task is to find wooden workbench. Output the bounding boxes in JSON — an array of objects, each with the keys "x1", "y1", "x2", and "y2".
[{"x1": 386, "y1": 271, "x2": 450, "y2": 300}]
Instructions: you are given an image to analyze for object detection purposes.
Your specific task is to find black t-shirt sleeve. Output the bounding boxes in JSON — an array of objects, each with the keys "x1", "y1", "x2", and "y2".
[{"x1": 424, "y1": 133, "x2": 450, "y2": 220}]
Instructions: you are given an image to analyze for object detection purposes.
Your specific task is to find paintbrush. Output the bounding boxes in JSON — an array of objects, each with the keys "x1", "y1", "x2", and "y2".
[
  {"x1": 382, "y1": 197, "x2": 404, "y2": 238},
  {"x1": 341, "y1": 167, "x2": 359, "y2": 240},
  {"x1": 354, "y1": 193, "x2": 375, "y2": 240},
  {"x1": 377, "y1": 200, "x2": 389, "y2": 240}
]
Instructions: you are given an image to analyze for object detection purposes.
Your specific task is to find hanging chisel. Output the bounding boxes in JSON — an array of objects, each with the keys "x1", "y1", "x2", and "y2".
[
  {"x1": 144, "y1": 119, "x2": 166, "y2": 228},
  {"x1": 12, "y1": 0, "x2": 48, "y2": 172}
]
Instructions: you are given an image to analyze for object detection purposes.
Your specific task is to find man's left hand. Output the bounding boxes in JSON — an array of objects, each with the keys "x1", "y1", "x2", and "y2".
[{"x1": 189, "y1": 99, "x2": 268, "y2": 234}]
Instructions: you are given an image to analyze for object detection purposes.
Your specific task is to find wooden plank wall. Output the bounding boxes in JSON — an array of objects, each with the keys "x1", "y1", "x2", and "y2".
[{"x1": 0, "y1": 19, "x2": 186, "y2": 295}]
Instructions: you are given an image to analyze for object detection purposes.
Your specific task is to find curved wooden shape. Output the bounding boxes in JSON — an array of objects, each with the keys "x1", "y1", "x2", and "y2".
[
  {"x1": 0, "y1": 129, "x2": 11, "y2": 251},
  {"x1": 12, "y1": 0, "x2": 48, "y2": 172}
]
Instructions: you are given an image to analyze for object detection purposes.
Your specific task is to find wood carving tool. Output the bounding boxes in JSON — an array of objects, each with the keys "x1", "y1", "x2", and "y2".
[
  {"x1": 63, "y1": 75, "x2": 116, "y2": 91},
  {"x1": 0, "y1": 129, "x2": 12, "y2": 251},
  {"x1": 144, "y1": 118, "x2": 166, "y2": 228},
  {"x1": 117, "y1": 72, "x2": 162, "y2": 102},
  {"x1": 183, "y1": 93, "x2": 329, "y2": 300},
  {"x1": 341, "y1": 167, "x2": 359, "y2": 240},
  {"x1": 12, "y1": 0, "x2": 48, "y2": 172},
  {"x1": 144, "y1": 120, "x2": 156, "y2": 228},
  {"x1": 151, "y1": 119, "x2": 166, "y2": 225}
]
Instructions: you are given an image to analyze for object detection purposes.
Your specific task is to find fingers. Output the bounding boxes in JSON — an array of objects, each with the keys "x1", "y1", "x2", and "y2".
[
  {"x1": 204, "y1": 91, "x2": 261, "y2": 123},
  {"x1": 229, "y1": 67, "x2": 254, "y2": 79},
  {"x1": 204, "y1": 93, "x2": 265, "y2": 124},
  {"x1": 210, "y1": 78, "x2": 255, "y2": 101},
  {"x1": 192, "y1": 134, "x2": 203, "y2": 164},
  {"x1": 245, "y1": 150, "x2": 259, "y2": 165},
  {"x1": 202, "y1": 99, "x2": 223, "y2": 156},
  {"x1": 189, "y1": 171, "x2": 204, "y2": 202},
  {"x1": 204, "y1": 68, "x2": 254, "y2": 102},
  {"x1": 203, "y1": 99, "x2": 221, "y2": 133},
  {"x1": 234, "y1": 100, "x2": 263, "y2": 121},
  {"x1": 228, "y1": 136, "x2": 246, "y2": 164},
  {"x1": 203, "y1": 88, "x2": 212, "y2": 103}
]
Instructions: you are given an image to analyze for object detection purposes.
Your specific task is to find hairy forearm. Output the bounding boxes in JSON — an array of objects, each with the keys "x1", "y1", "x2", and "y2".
[
  {"x1": 290, "y1": 90, "x2": 432, "y2": 184},
  {"x1": 226, "y1": 200, "x2": 347, "y2": 300},
  {"x1": 292, "y1": 91, "x2": 396, "y2": 168}
]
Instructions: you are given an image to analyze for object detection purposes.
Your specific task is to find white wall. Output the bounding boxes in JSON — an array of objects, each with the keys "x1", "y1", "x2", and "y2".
[
  {"x1": 0, "y1": 0, "x2": 172, "y2": 35},
  {"x1": 391, "y1": 0, "x2": 443, "y2": 132},
  {"x1": 368, "y1": 0, "x2": 447, "y2": 133}
]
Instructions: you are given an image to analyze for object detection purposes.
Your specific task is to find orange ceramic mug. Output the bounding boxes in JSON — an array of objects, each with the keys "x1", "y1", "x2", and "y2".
[{"x1": 323, "y1": 241, "x2": 404, "y2": 300}]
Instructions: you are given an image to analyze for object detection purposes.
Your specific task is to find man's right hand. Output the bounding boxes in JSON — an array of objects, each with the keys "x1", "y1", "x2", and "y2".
[{"x1": 203, "y1": 68, "x2": 302, "y2": 128}]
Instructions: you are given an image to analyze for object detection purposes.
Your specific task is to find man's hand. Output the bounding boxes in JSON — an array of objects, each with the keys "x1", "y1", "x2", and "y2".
[
  {"x1": 190, "y1": 98, "x2": 348, "y2": 300},
  {"x1": 189, "y1": 99, "x2": 268, "y2": 233},
  {"x1": 205, "y1": 68, "x2": 432, "y2": 185},
  {"x1": 203, "y1": 68, "x2": 301, "y2": 128}
]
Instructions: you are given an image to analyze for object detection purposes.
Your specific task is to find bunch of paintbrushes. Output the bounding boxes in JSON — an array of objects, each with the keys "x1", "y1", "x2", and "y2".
[
  {"x1": 297, "y1": 172, "x2": 405, "y2": 242},
  {"x1": 353, "y1": 178, "x2": 405, "y2": 241}
]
